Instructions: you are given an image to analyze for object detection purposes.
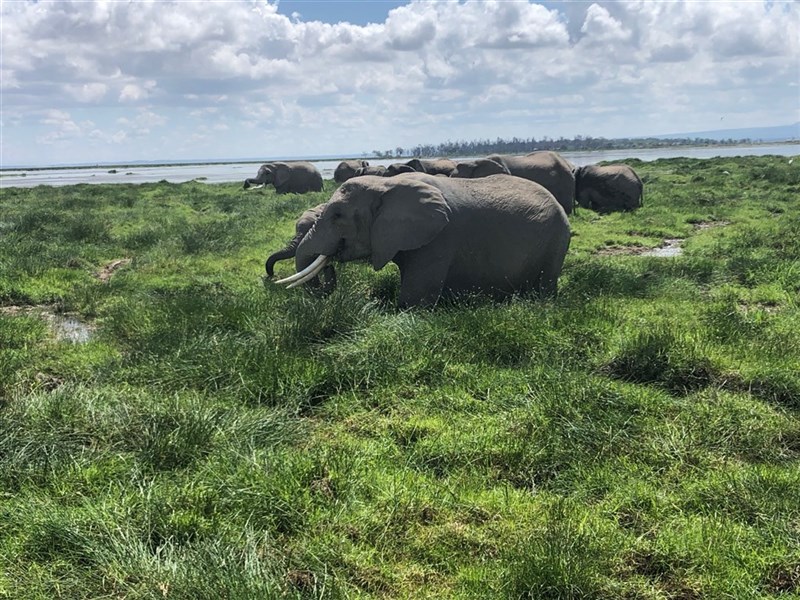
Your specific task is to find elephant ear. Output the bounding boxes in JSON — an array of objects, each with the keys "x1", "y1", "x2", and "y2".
[
  {"x1": 370, "y1": 180, "x2": 451, "y2": 270},
  {"x1": 475, "y1": 159, "x2": 509, "y2": 177},
  {"x1": 274, "y1": 163, "x2": 292, "y2": 188}
]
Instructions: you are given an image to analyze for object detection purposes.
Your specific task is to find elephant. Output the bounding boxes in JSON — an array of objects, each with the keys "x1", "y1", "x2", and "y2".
[
  {"x1": 354, "y1": 165, "x2": 388, "y2": 177},
  {"x1": 405, "y1": 158, "x2": 458, "y2": 176},
  {"x1": 274, "y1": 173, "x2": 571, "y2": 308},
  {"x1": 384, "y1": 162, "x2": 418, "y2": 177},
  {"x1": 265, "y1": 203, "x2": 336, "y2": 291},
  {"x1": 451, "y1": 157, "x2": 511, "y2": 178},
  {"x1": 452, "y1": 152, "x2": 575, "y2": 215},
  {"x1": 574, "y1": 164, "x2": 643, "y2": 212},
  {"x1": 243, "y1": 161, "x2": 323, "y2": 194},
  {"x1": 334, "y1": 160, "x2": 369, "y2": 183}
]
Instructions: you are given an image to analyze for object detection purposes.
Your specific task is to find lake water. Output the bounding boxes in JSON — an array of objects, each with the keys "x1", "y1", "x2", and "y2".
[{"x1": 1, "y1": 144, "x2": 797, "y2": 188}]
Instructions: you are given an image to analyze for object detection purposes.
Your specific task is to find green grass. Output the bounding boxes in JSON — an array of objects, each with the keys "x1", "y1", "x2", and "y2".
[{"x1": 1, "y1": 155, "x2": 798, "y2": 598}]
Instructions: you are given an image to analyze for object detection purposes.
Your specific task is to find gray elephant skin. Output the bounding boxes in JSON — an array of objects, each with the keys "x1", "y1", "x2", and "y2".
[
  {"x1": 574, "y1": 164, "x2": 643, "y2": 212},
  {"x1": 243, "y1": 161, "x2": 323, "y2": 194},
  {"x1": 334, "y1": 160, "x2": 369, "y2": 183},
  {"x1": 406, "y1": 158, "x2": 457, "y2": 176},
  {"x1": 384, "y1": 163, "x2": 417, "y2": 176},
  {"x1": 451, "y1": 157, "x2": 511, "y2": 178},
  {"x1": 354, "y1": 165, "x2": 388, "y2": 177},
  {"x1": 452, "y1": 151, "x2": 575, "y2": 215},
  {"x1": 276, "y1": 173, "x2": 571, "y2": 308}
]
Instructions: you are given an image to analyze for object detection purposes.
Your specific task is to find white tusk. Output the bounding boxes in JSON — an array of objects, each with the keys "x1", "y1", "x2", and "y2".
[
  {"x1": 285, "y1": 260, "x2": 329, "y2": 288},
  {"x1": 285, "y1": 256, "x2": 330, "y2": 289},
  {"x1": 274, "y1": 254, "x2": 329, "y2": 285}
]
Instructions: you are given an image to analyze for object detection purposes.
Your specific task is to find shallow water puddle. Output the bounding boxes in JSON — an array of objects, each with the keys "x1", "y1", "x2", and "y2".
[
  {"x1": 641, "y1": 239, "x2": 684, "y2": 257},
  {"x1": 0, "y1": 305, "x2": 95, "y2": 343}
]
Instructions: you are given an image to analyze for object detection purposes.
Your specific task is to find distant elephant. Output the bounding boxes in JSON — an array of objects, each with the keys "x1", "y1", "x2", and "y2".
[
  {"x1": 265, "y1": 203, "x2": 335, "y2": 291},
  {"x1": 574, "y1": 164, "x2": 643, "y2": 212},
  {"x1": 354, "y1": 165, "x2": 387, "y2": 177},
  {"x1": 451, "y1": 158, "x2": 511, "y2": 178},
  {"x1": 275, "y1": 173, "x2": 570, "y2": 308},
  {"x1": 334, "y1": 160, "x2": 369, "y2": 183},
  {"x1": 384, "y1": 163, "x2": 417, "y2": 177},
  {"x1": 243, "y1": 162, "x2": 323, "y2": 194},
  {"x1": 457, "y1": 152, "x2": 575, "y2": 215},
  {"x1": 406, "y1": 158, "x2": 457, "y2": 176}
]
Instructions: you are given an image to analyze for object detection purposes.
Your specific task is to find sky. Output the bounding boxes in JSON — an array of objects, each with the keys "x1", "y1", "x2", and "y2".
[{"x1": 1, "y1": 0, "x2": 798, "y2": 167}]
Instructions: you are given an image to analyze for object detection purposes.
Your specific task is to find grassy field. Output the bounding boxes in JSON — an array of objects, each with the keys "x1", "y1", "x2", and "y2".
[{"x1": 1, "y1": 155, "x2": 798, "y2": 599}]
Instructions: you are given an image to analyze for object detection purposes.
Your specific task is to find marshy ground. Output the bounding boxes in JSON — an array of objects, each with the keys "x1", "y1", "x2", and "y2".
[{"x1": 1, "y1": 155, "x2": 798, "y2": 598}]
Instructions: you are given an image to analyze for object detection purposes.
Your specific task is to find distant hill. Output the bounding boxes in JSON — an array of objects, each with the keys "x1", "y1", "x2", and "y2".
[{"x1": 652, "y1": 122, "x2": 799, "y2": 142}]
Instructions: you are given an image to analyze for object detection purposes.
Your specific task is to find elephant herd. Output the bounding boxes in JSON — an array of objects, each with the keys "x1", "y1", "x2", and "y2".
[{"x1": 245, "y1": 152, "x2": 643, "y2": 308}]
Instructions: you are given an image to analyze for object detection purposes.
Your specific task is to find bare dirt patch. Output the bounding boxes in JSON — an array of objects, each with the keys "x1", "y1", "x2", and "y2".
[{"x1": 97, "y1": 258, "x2": 132, "y2": 282}]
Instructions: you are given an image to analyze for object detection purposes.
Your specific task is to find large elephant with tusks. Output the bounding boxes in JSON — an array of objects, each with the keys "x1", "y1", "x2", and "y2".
[
  {"x1": 243, "y1": 161, "x2": 323, "y2": 194},
  {"x1": 275, "y1": 173, "x2": 570, "y2": 308}
]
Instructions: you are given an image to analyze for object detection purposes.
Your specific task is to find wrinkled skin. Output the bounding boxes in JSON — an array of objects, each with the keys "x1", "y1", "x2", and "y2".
[
  {"x1": 574, "y1": 164, "x2": 643, "y2": 212},
  {"x1": 456, "y1": 152, "x2": 575, "y2": 215},
  {"x1": 243, "y1": 161, "x2": 323, "y2": 194},
  {"x1": 290, "y1": 173, "x2": 571, "y2": 308},
  {"x1": 354, "y1": 165, "x2": 387, "y2": 177},
  {"x1": 384, "y1": 163, "x2": 417, "y2": 177},
  {"x1": 450, "y1": 158, "x2": 511, "y2": 178},
  {"x1": 334, "y1": 160, "x2": 369, "y2": 183},
  {"x1": 265, "y1": 203, "x2": 336, "y2": 291}
]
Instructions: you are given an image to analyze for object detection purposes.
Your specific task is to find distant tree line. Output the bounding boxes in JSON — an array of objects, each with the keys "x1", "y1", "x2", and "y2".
[{"x1": 369, "y1": 135, "x2": 753, "y2": 159}]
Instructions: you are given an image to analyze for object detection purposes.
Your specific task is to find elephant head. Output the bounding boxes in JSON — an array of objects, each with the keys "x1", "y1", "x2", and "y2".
[
  {"x1": 275, "y1": 176, "x2": 450, "y2": 293},
  {"x1": 354, "y1": 165, "x2": 387, "y2": 177},
  {"x1": 384, "y1": 163, "x2": 416, "y2": 177},
  {"x1": 334, "y1": 160, "x2": 369, "y2": 183},
  {"x1": 450, "y1": 158, "x2": 510, "y2": 178},
  {"x1": 406, "y1": 158, "x2": 457, "y2": 176},
  {"x1": 266, "y1": 203, "x2": 336, "y2": 292},
  {"x1": 243, "y1": 162, "x2": 290, "y2": 190}
]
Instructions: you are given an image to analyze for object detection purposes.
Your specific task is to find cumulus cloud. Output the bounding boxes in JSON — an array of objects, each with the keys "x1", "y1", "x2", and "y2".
[{"x1": 2, "y1": 0, "x2": 798, "y2": 165}]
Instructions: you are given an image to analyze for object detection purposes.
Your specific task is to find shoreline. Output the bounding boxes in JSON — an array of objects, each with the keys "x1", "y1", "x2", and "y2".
[{"x1": 3, "y1": 140, "x2": 798, "y2": 174}]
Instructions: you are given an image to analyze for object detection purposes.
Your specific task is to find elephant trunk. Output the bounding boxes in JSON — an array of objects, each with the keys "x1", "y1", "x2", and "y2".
[
  {"x1": 265, "y1": 236, "x2": 302, "y2": 278},
  {"x1": 243, "y1": 165, "x2": 271, "y2": 190}
]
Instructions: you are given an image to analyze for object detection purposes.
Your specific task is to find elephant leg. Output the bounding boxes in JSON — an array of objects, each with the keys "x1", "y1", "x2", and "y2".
[
  {"x1": 535, "y1": 244, "x2": 569, "y2": 299},
  {"x1": 395, "y1": 252, "x2": 451, "y2": 308}
]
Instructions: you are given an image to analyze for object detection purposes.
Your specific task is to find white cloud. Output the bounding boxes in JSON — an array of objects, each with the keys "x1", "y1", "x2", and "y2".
[
  {"x1": 65, "y1": 82, "x2": 108, "y2": 102},
  {"x1": 2, "y1": 0, "x2": 798, "y2": 165}
]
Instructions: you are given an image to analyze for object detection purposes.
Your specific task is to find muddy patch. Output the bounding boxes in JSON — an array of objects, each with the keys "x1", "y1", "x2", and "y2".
[
  {"x1": 692, "y1": 220, "x2": 731, "y2": 230},
  {"x1": 641, "y1": 239, "x2": 684, "y2": 257},
  {"x1": 97, "y1": 258, "x2": 131, "y2": 283},
  {"x1": 595, "y1": 239, "x2": 684, "y2": 257},
  {"x1": 0, "y1": 305, "x2": 95, "y2": 343}
]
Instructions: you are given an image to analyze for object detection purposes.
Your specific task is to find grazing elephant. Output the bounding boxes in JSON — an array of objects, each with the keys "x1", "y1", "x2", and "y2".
[
  {"x1": 243, "y1": 161, "x2": 323, "y2": 194},
  {"x1": 334, "y1": 160, "x2": 369, "y2": 183},
  {"x1": 275, "y1": 173, "x2": 571, "y2": 308},
  {"x1": 574, "y1": 164, "x2": 643, "y2": 212},
  {"x1": 354, "y1": 165, "x2": 387, "y2": 177},
  {"x1": 405, "y1": 158, "x2": 458, "y2": 176},
  {"x1": 458, "y1": 152, "x2": 575, "y2": 215},
  {"x1": 384, "y1": 163, "x2": 418, "y2": 177},
  {"x1": 451, "y1": 158, "x2": 511, "y2": 178},
  {"x1": 265, "y1": 203, "x2": 336, "y2": 291}
]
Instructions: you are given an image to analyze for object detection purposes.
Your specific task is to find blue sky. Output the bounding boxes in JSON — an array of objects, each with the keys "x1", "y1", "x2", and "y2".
[{"x1": 2, "y1": 0, "x2": 798, "y2": 167}]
